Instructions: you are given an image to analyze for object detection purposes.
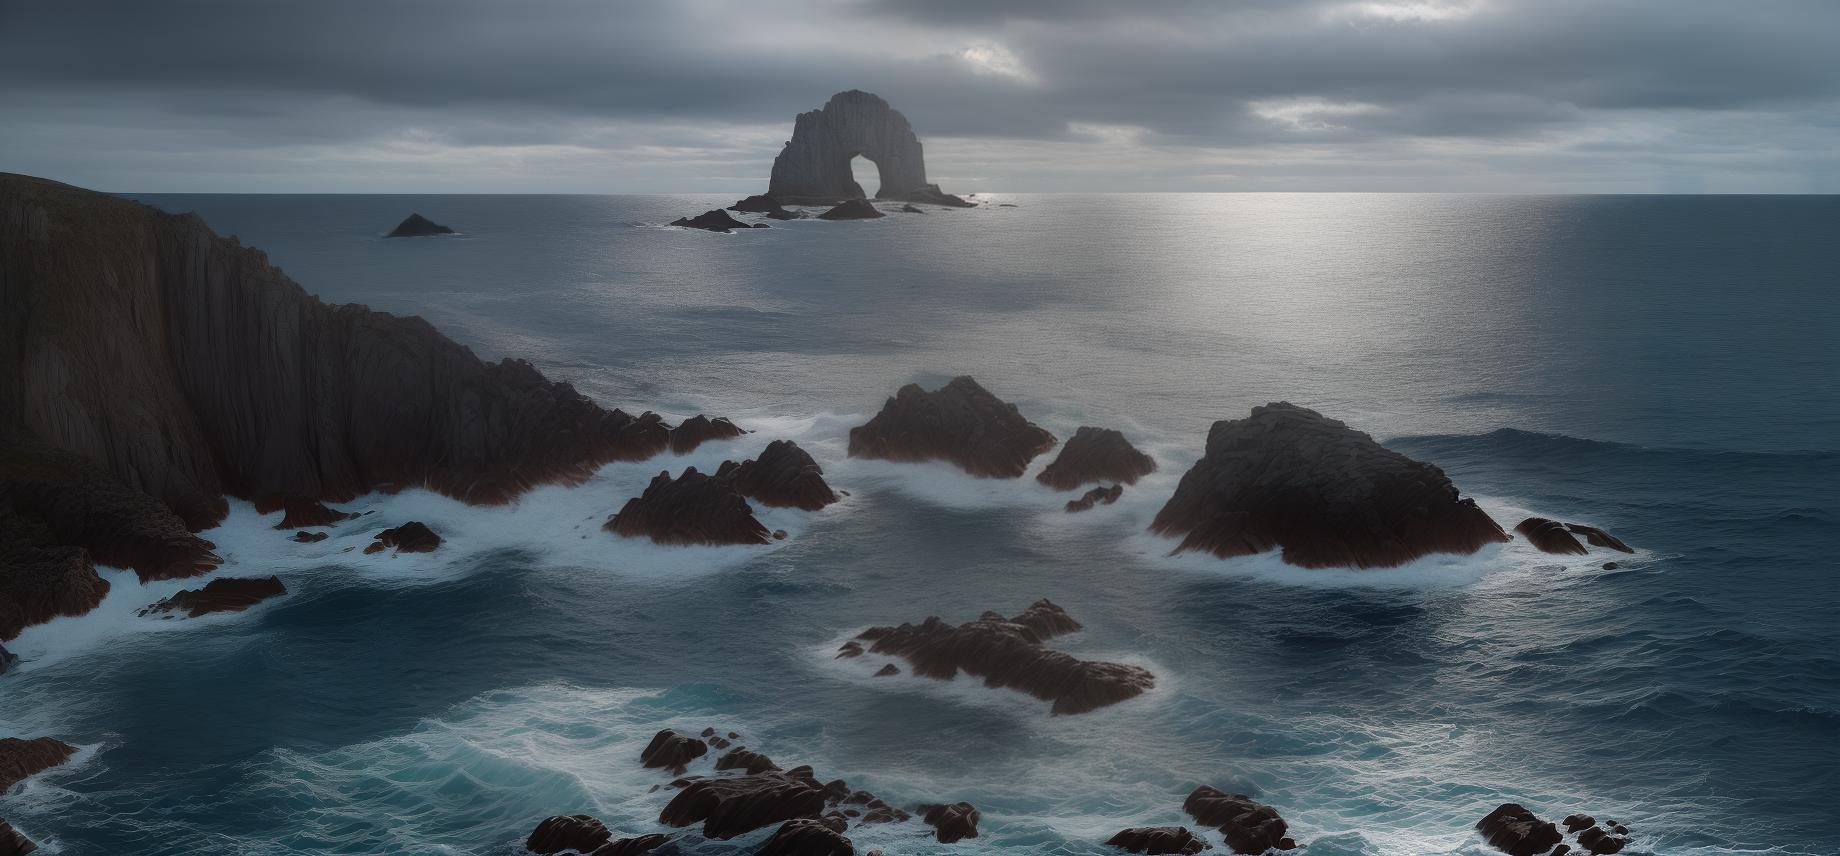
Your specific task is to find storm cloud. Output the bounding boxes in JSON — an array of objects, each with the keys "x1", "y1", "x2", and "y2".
[{"x1": 2, "y1": 0, "x2": 1836, "y2": 191}]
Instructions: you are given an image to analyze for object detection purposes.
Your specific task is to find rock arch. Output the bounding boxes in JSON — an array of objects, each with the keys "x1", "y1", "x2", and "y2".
[{"x1": 767, "y1": 90, "x2": 972, "y2": 206}]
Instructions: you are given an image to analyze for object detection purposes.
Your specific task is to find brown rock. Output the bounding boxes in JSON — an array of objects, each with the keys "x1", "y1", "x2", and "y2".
[
  {"x1": 588, "y1": 833, "x2": 669, "y2": 856},
  {"x1": 639, "y1": 729, "x2": 708, "y2": 773},
  {"x1": 1184, "y1": 787, "x2": 1289, "y2": 855},
  {"x1": 603, "y1": 468, "x2": 770, "y2": 546},
  {"x1": 658, "y1": 771, "x2": 828, "y2": 839},
  {"x1": 715, "y1": 747, "x2": 779, "y2": 775},
  {"x1": 847, "y1": 377, "x2": 1056, "y2": 479},
  {"x1": 759, "y1": 818, "x2": 855, "y2": 856},
  {"x1": 526, "y1": 814, "x2": 610, "y2": 854},
  {"x1": 261, "y1": 498, "x2": 356, "y2": 530},
  {"x1": 921, "y1": 801, "x2": 980, "y2": 843},
  {"x1": 1066, "y1": 484, "x2": 1124, "y2": 513},
  {"x1": 0, "y1": 819, "x2": 34, "y2": 856},
  {"x1": 1475, "y1": 803, "x2": 1563, "y2": 856},
  {"x1": 364, "y1": 522, "x2": 441, "y2": 555},
  {"x1": 1150, "y1": 403, "x2": 1509, "y2": 568},
  {"x1": 1037, "y1": 427, "x2": 1156, "y2": 490},
  {"x1": 669, "y1": 415, "x2": 745, "y2": 455},
  {"x1": 292, "y1": 530, "x2": 328, "y2": 543},
  {"x1": 721, "y1": 440, "x2": 837, "y2": 511},
  {"x1": 0, "y1": 737, "x2": 77, "y2": 791},
  {"x1": 1106, "y1": 826, "x2": 1211, "y2": 855},
  {"x1": 139, "y1": 576, "x2": 286, "y2": 618},
  {"x1": 1516, "y1": 518, "x2": 1634, "y2": 556}
]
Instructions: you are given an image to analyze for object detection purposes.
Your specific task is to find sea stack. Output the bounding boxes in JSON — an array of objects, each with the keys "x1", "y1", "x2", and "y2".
[
  {"x1": 766, "y1": 90, "x2": 973, "y2": 207},
  {"x1": 1149, "y1": 403, "x2": 1509, "y2": 568},
  {"x1": 847, "y1": 377, "x2": 1057, "y2": 478},
  {"x1": 385, "y1": 213, "x2": 453, "y2": 237}
]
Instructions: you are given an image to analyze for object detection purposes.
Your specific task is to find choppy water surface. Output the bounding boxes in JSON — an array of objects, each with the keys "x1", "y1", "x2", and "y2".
[{"x1": 3, "y1": 194, "x2": 1836, "y2": 855}]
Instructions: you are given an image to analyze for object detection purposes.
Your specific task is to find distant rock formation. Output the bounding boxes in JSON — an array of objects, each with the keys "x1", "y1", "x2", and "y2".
[
  {"x1": 1106, "y1": 826, "x2": 1210, "y2": 855},
  {"x1": 846, "y1": 599, "x2": 1152, "y2": 715},
  {"x1": 766, "y1": 91, "x2": 973, "y2": 207},
  {"x1": 1514, "y1": 517, "x2": 1634, "y2": 556},
  {"x1": 604, "y1": 467, "x2": 771, "y2": 546},
  {"x1": 0, "y1": 737, "x2": 76, "y2": 791},
  {"x1": 139, "y1": 575, "x2": 286, "y2": 619},
  {"x1": 1037, "y1": 426, "x2": 1156, "y2": 490},
  {"x1": 1184, "y1": 787, "x2": 1295, "y2": 854},
  {"x1": 669, "y1": 415, "x2": 746, "y2": 455},
  {"x1": 1065, "y1": 484, "x2": 1123, "y2": 513},
  {"x1": 384, "y1": 213, "x2": 453, "y2": 237},
  {"x1": 899, "y1": 204, "x2": 925, "y2": 214},
  {"x1": 817, "y1": 200, "x2": 884, "y2": 221},
  {"x1": 362, "y1": 522, "x2": 442, "y2": 555},
  {"x1": 847, "y1": 377, "x2": 1057, "y2": 478},
  {"x1": 671, "y1": 209, "x2": 767, "y2": 233},
  {"x1": 1149, "y1": 403, "x2": 1508, "y2": 568},
  {"x1": 728, "y1": 195, "x2": 800, "y2": 220},
  {"x1": 719, "y1": 440, "x2": 837, "y2": 511}
]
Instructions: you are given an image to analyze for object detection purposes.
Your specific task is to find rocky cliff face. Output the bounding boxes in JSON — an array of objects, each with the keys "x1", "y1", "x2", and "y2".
[{"x1": 766, "y1": 91, "x2": 972, "y2": 206}]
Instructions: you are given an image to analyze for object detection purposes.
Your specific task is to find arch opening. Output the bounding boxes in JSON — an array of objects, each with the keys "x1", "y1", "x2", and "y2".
[{"x1": 849, "y1": 154, "x2": 881, "y2": 198}]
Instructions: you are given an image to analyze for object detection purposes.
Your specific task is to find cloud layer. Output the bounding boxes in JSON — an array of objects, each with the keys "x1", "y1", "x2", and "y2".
[{"x1": 3, "y1": 0, "x2": 1836, "y2": 192}]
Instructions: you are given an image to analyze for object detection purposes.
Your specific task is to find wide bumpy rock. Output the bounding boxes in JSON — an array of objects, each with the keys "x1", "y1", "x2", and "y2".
[
  {"x1": 1476, "y1": 804, "x2": 1564, "y2": 856},
  {"x1": 0, "y1": 819, "x2": 35, "y2": 856},
  {"x1": 671, "y1": 210, "x2": 766, "y2": 233},
  {"x1": 847, "y1": 377, "x2": 1057, "y2": 478},
  {"x1": 659, "y1": 770, "x2": 829, "y2": 839},
  {"x1": 0, "y1": 737, "x2": 76, "y2": 791},
  {"x1": 1514, "y1": 518, "x2": 1634, "y2": 556},
  {"x1": 605, "y1": 468, "x2": 771, "y2": 546},
  {"x1": 669, "y1": 415, "x2": 745, "y2": 455},
  {"x1": 1150, "y1": 403, "x2": 1509, "y2": 568},
  {"x1": 1, "y1": 173, "x2": 687, "y2": 557},
  {"x1": 1184, "y1": 787, "x2": 1294, "y2": 854},
  {"x1": 1106, "y1": 826, "x2": 1211, "y2": 855},
  {"x1": 718, "y1": 440, "x2": 838, "y2": 511},
  {"x1": 759, "y1": 818, "x2": 854, "y2": 856},
  {"x1": 385, "y1": 213, "x2": 454, "y2": 237},
  {"x1": 849, "y1": 599, "x2": 1152, "y2": 715},
  {"x1": 921, "y1": 802, "x2": 980, "y2": 843},
  {"x1": 640, "y1": 729, "x2": 708, "y2": 773},
  {"x1": 525, "y1": 815, "x2": 668, "y2": 856},
  {"x1": 140, "y1": 576, "x2": 286, "y2": 619},
  {"x1": 1037, "y1": 426, "x2": 1156, "y2": 490},
  {"x1": 766, "y1": 90, "x2": 973, "y2": 207},
  {"x1": 363, "y1": 522, "x2": 442, "y2": 555}
]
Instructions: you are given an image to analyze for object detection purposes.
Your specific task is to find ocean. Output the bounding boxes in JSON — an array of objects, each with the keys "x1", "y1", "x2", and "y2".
[{"x1": 1, "y1": 193, "x2": 1835, "y2": 855}]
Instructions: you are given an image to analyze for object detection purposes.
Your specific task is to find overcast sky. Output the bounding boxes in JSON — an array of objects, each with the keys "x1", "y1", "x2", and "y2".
[{"x1": 3, "y1": 0, "x2": 1837, "y2": 193}]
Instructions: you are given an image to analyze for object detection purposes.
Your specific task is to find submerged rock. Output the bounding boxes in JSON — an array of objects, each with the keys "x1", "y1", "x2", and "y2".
[
  {"x1": 1184, "y1": 787, "x2": 1293, "y2": 855},
  {"x1": 385, "y1": 213, "x2": 454, "y2": 237},
  {"x1": 639, "y1": 729, "x2": 708, "y2": 773},
  {"x1": 1038, "y1": 427, "x2": 1157, "y2": 490},
  {"x1": 658, "y1": 770, "x2": 828, "y2": 839},
  {"x1": 851, "y1": 600, "x2": 1151, "y2": 715},
  {"x1": 847, "y1": 377, "x2": 1057, "y2": 478},
  {"x1": 292, "y1": 530, "x2": 328, "y2": 543},
  {"x1": 759, "y1": 818, "x2": 854, "y2": 856},
  {"x1": 1150, "y1": 403, "x2": 1509, "y2": 568},
  {"x1": 1476, "y1": 803, "x2": 1563, "y2": 856},
  {"x1": 921, "y1": 802, "x2": 980, "y2": 843},
  {"x1": 872, "y1": 663, "x2": 899, "y2": 677},
  {"x1": 720, "y1": 440, "x2": 838, "y2": 511},
  {"x1": 0, "y1": 819, "x2": 34, "y2": 856},
  {"x1": 817, "y1": 199, "x2": 884, "y2": 221},
  {"x1": 363, "y1": 522, "x2": 442, "y2": 555},
  {"x1": 671, "y1": 209, "x2": 766, "y2": 233},
  {"x1": 899, "y1": 204, "x2": 925, "y2": 214},
  {"x1": 0, "y1": 737, "x2": 77, "y2": 791},
  {"x1": 140, "y1": 576, "x2": 286, "y2": 618},
  {"x1": 1514, "y1": 518, "x2": 1634, "y2": 556},
  {"x1": 604, "y1": 468, "x2": 771, "y2": 546},
  {"x1": 669, "y1": 415, "x2": 746, "y2": 455},
  {"x1": 1066, "y1": 484, "x2": 1124, "y2": 513},
  {"x1": 1106, "y1": 826, "x2": 1211, "y2": 855}
]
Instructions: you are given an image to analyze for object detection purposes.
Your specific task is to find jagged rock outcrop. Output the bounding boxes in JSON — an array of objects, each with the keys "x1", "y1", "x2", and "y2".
[
  {"x1": 766, "y1": 91, "x2": 973, "y2": 207},
  {"x1": 658, "y1": 770, "x2": 828, "y2": 839},
  {"x1": 1476, "y1": 803, "x2": 1563, "y2": 856},
  {"x1": 760, "y1": 818, "x2": 854, "y2": 856},
  {"x1": 1066, "y1": 484, "x2": 1124, "y2": 513},
  {"x1": 848, "y1": 377, "x2": 1057, "y2": 478},
  {"x1": 139, "y1": 575, "x2": 286, "y2": 618},
  {"x1": 0, "y1": 737, "x2": 76, "y2": 791},
  {"x1": 715, "y1": 747, "x2": 779, "y2": 775},
  {"x1": 1514, "y1": 518, "x2": 1634, "y2": 556},
  {"x1": 640, "y1": 729, "x2": 708, "y2": 773},
  {"x1": 1150, "y1": 403, "x2": 1509, "y2": 568},
  {"x1": 384, "y1": 213, "x2": 453, "y2": 238},
  {"x1": 817, "y1": 200, "x2": 884, "y2": 221},
  {"x1": 728, "y1": 195, "x2": 800, "y2": 220},
  {"x1": 0, "y1": 819, "x2": 35, "y2": 856},
  {"x1": 0, "y1": 174, "x2": 688, "y2": 553},
  {"x1": 920, "y1": 802, "x2": 980, "y2": 843},
  {"x1": 670, "y1": 210, "x2": 766, "y2": 233},
  {"x1": 719, "y1": 440, "x2": 837, "y2": 511},
  {"x1": 262, "y1": 498, "x2": 356, "y2": 530},
  {"x1": 604, "y1": 467, "x2": 771, "y2": 546},
  {"x1": 1038, "y1": 427, "x2": 1156, "y2": 490},
  {"x1": 1106, "y1": 826, "x2": 1211, "y2": 855},
  {"x1": 849, "y1": 600, "x2": 1152, "y2": 715},
  {"x1": 363, "y1": 522, "x2": 441, "y2": 555},
  {"x1": 0, "y1": 643, "x2": 15, "y2": 674},
  {"x1": 1184, "y1": 787, "x2": 1294, "y2": 854},
  {"x1": 669, "y1": 415, "x2": 745, "y2": 455}
]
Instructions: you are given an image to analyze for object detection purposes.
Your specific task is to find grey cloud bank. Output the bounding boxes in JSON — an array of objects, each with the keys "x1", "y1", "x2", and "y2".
[{"x1": 2, "y1": 0, "x2": 1836, "y2": 192}]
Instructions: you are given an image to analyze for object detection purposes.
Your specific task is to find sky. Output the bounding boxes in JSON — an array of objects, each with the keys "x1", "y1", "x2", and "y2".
[{"x1": 2, "y1": 0, "x2": 1838, "y2": 194}]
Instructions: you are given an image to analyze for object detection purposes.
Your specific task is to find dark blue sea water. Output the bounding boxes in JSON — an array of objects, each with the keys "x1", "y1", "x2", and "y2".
[{"x1": 2, "y1": 194, "x2": 1836, "y2": 855}]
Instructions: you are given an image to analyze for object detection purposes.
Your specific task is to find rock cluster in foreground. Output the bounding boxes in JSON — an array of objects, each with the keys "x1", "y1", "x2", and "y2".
[
  {"x1": 846, "y1": 599, "x2": 1153, "y2": 715},
  {"x1": 1150, "y1": 403, "x2": 1509, "y2": 568},
  {"x1": 1476, "y1": 804, "x2": 1634, "y2": 856},
  {"x1": 848, "y1": 377, "x2": 1057, "y2": 478},
  {"x1": 1184, "y1": 787, "x2": 1295, "y2": 854},
  {"x1": 1037, "y1": 426, "x2": 1156, "y2": 490},
  {"x1": 1106, "y1": 825, "x2": 1210, "y2": 855}
]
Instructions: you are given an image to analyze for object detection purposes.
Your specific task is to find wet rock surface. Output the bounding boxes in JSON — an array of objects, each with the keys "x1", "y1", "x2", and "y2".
[
  {"x1": 1150, "y1": 403, "x2": 1509, "y2": 568},
  {"x1": 759, "y1": 818, "x2": 854, "y2": 856},
  {"x1": 526, "y1": 814, "x2": 611, "y2": 854},
  {"x1": 604, "y1": 468, "x2": 771, "y2": 546},
  {"x1": 659, "y1": 770, "x2": 829, "y2": 839},
  {"x1": 817, "y1": 200, "x2": 885, "y2": 221},
  {"x1": 848, "y1": 599, "x2": 1152, "y2": 715},
  {"x1": 384, "y1": 213, "x2": 453, "y2": 237},
  {"x1": 847, "y1": 376, "x2": 1057, "y2": 478},
  {"x1": 640, "y1": 730, "x2": 708, "y2": 773},
  {"x1": 0, "y1": 737, "x2": 76, "y2": 791},
  {"x1": 671, "y1": 209, "x2": 766, "y2": 233},
  {"x1": 1106, "y1": 826, "x2": 1211, "y2": 855},
  {"x1": 1037, "y1": 426, "x2": 1156, "y2": 490},
  {"x1": 1476, "y1": 803, "x2": 1564, "y2": 856},
  {"x1": 719, "y1": 440, "x2": 837, "y2": 511},
  {"x1": 1515, "y1": 518, "x2": 1635, "y2": 556},
  {"x1": 1066, "y1": 484, "x2": 1124, "y2": 513},
  {"x1": 0, "y1": 819, "x2": 34, "y2": 856},
  {"x1": 139, "y1": 576, "x2": 286, "y2": 619},
  {"x1": 921, "y1": 801, "x2": 980, "y2": 843},
  {"x1": 1184, "y1": 787, "x2": 1293, "y2": 855},
  {"x1": 669, "y1": 415, "x2": 745, "y2": 455},
  {"x1": 363, "y1": 522, "x2": 442, "y2": 555}
]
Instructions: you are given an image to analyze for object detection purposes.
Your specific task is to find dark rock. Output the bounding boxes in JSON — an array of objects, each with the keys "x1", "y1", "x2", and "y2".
[
  {"x1": 721, "y1": 440, "x2": 837, "y2": 511},
  {"x1": 729, "y1": 195, "x2": 788, "y2": 214},
  {"x1": 1038, "y1": 427, "x2": 1157, "y2": 490},
  {"x1": 767, "y1": 91, "x2": 972, "y2": 207},
  {"x1": 1184, "y1": 787, "x2": 1289, "y2": 855},
  {"x1": 873, "y1": 663, "x2": 899, "y2": 677},
  {"x1": 260, "y1": 497, "x2": 356, "y2": 529},
  {"x1": 604, "y1": 468, "x2": 770, "y2": 546},
  {"x1": 640, "y1": 729, "x2": 708, "y2": 773},
  {"x1": 1553, "y1": 847, "x2": 1571, "y2": 856},
  {"x1": 1516, "y1": 518, "x2": 1634, "y2": 556},
  {"x1": 1106, "y1": 826, "x2": 1211, "y2": 855},
  {"x1": 139, "y1": 576, "x2": 286, "y2": 618},
  {"x1": 588, "y1": 834, "x2": 669, "y2": 856},
  {"x1": 671, "y1": 209, "x2": 765, "y2": 233},
  {"x1": 921, "y1": 802, "x2": 980, "y2": 843},
  {"x1": 855, "y1": 601, "x2": 1152, "y2": 715},
  {"x1": 847, "y1": 377, "x2": 1056, "y2": 479},
  {"x1": 2, "y1": 175, "x2": 678, "y2": 540},
  {"x1": 817, "y1": 200, "x2": 885, "y2": 221},
  {"x1": 764, "y1": 210, "x2": 801, "y2": 221},
  {"x1": 715, "y1": 747, "x2": 779, "y2": 774},
  {"x1": 363, "y1": 521, "x2": 441, "y2": 555},
  {"x1": 998, "y1": 203, "x2": 1019, "y2": 208},
  {"x1": 1150, "y1": 403, "x2": 1509, "y2": 568},
  {"x1": 0, "y1": 819, "x2": 34, "y2": 856},
  {"x1": 658, "y1": 771, "x2": 827, "y2": 839},
  {"x1": 836, "y1": 641, "x2": 864, "y2": 659},
  {"x1": 0, "y1": 494, "x2": 113, "y2": 641},
  {"x1": 1475, "y1": 803, "x2": 1563, "y2": 856},
  {"x1": 1577, "y1": 825, "x2": 1627, "y2": 855},
  {"x1": 772, "y1": 529, "x2": 788, "y2": 540},
  {"x1": 670, "y1": 415, "x2": 746, "y2": 455},
  {"x1": 899, "y1": 204, "x2": 925, "y2": 214},
  {"x1": 0, "y1": 643, "x2": 14, "y2": 675},
  {"x1": 1009, "y1": 599, "x2": 1084, "y2": 640},
  {"x1": 1066, "y1": 484, "x2": 1124, "y2": 513},
  {"x1": 1563, "y1": 815, "x2": 1595, "y2": 834},
  {"x1": 292, "y1": 530, "x2": 328, "y2": 543},
  {"x1": 385, "y1": 213, "x2": 453, "y2": 237},
  {"x1": 821, "y1": 779, "x2": 851, "y2": 803},
  {"x1": 1602, "y1": 561, "x2": 1618, "y2": 570},
  {"x1": 527, "y1": 814, "x2": 611, "y2": 854},
  {"x1": 0, "y1": 737, "x2": 77, "y2": 791},
  {"x1": 759, "y1": 818, "x2": 854, "y2": 856}
]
